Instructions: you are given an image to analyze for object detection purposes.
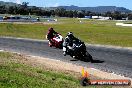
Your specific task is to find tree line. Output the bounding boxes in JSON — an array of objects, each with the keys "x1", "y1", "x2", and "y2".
[{"x1": 0, "y1": 2, "x2": 132, "y2": 20}]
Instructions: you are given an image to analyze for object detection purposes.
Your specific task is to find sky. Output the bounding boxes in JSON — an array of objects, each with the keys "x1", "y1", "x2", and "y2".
[{"x1": 1, "y1": 0, "x2": 132, "y2": 10}]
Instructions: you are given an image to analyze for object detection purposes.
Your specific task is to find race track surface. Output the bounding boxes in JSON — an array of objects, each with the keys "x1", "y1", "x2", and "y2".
[{"x1": 0, "y1": 37, "x2": 132, "y2": 78}]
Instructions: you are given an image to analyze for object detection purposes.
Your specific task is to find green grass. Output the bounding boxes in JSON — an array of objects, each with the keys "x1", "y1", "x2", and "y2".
[
  {"x1": 0, "y1": 52, "x2": 79, "y2": 88},
  {"x1": 0, "y1": 18, "x2": 132, "y2": 47},
  {"x1": 0, "y1": 52, "x2": 113, "y2": 88}
]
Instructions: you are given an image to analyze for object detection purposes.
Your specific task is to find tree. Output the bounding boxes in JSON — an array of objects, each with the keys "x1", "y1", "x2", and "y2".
[
  {"x1": 65, "y1": 11, "x2": 73, "y2": 17},
  {"x1": 105, "y1": 11, "x2": 112, "y2": 17},
  {"x1": 50, "y1": 10, "x2": 55, "y2": 17},
  {"x1": 55, "y1": 8, "x2": 66, "y2": 17},
  {"x1": 73, "y1": 10, "x2": 78, "y2": 18},
  {"x1": 77, "y1": 11, "x2": 84, "y2": 18},
  {"x1": 111, "y1": 11, "x2": 122, "y2": 20},
  {"x1": 81, "y1": 10, "x2": 86, "y2": 16},
  {"x1": 85, "y1": 11, "x2": 92, "y2": 16},
  {"x1": 7, "y1": 6, "x2": 13, "y2": 14},
  {"x1": 22, "y1": 2, "x2": 29, "y2": 8},
  {"x1": 0, "y1": 5, "x2": 6, "y2": 14},
  {"x1": 128, "y1": 14, "x2": 132, "y2": 20},
  {"x1": 17, "y1": 2, "x2": 29, "y2": 15}
]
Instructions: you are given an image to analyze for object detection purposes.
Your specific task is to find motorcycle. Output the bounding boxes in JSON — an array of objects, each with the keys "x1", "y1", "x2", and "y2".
[
  {"x1": 63, "y1": 39, "x2": 93, "y2": 62},
  {"x1": 46, "y1": 33, "x2": 63, "y2": 49}
]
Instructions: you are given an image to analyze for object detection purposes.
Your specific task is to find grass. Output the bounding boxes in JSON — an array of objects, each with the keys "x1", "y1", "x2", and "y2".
[
  {"x1": 0, "y1": 52, "x2": 113, "y2": 88},
  {"x1": 0, "y1": 52, "x2": 79, "y2": 88},
  {"x1": 0, "y1": 18, "x2": 132, "y2": 47}
]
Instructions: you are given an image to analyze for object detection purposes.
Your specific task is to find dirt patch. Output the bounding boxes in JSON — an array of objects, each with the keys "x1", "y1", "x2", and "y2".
[
  {"x1": 10, "y1": 53, "x2": 100, "y2": 80},
  {"x1": 14, "y1": 53, "x2": 132, "y2": 87}
]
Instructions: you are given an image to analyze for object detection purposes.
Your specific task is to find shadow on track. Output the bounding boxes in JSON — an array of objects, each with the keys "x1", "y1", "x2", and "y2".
[
  {"x1": 85, "y1": 56, "x2": 105, "y2": 63},
  {"x1": 70, "y1": 59, "x2": 79, "y2": 61},
  {"x1": 69, "y1": 57, "x2": 104, "y2": 63},
  {"x1": 91, "y1": 59, "x2": 104, "y2": 63},
  {"x1": 83, "y1": 58, "x2": 104, "y2": 63}
]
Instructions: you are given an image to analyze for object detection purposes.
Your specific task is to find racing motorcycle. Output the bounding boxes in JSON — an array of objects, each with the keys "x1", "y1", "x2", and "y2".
[
  {"x1": 63, "y1": 39, "x2": 93, "y2": 62},
  {"x1": 46, "y1": 33, "x2": 63, "y2": 49}
]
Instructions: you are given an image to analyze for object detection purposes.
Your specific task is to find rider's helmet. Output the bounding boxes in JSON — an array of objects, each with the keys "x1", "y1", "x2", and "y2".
[
  {"x1": 67, "y1": 32, "x2": 74, "y2": 38},
  {"x1": 48, "y1": 27, "x2": 53, "y2": 32}
]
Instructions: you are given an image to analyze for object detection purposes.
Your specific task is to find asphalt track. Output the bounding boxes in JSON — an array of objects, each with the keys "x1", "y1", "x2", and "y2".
[{"x1": 0, "y1": 37, "x2": 132, "y2": 78}]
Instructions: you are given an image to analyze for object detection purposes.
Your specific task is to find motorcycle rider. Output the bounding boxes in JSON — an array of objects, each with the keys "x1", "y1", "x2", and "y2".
[
  {"x1": 63, "y1": 32, "x2": 79, "y2": 58},
  {"x1": 47, "y1": 27, "x2": 58, "y2": 46}
]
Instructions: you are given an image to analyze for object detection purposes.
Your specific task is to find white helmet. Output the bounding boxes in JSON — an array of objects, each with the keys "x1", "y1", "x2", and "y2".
[{"x1": 67, "y1": 32, "x2": 73, "y2": 37}]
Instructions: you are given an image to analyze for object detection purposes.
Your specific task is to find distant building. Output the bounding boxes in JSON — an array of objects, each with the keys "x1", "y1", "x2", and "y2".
[
  {"x1": 84, "y1": 16, "x2": 92, "y2": 19},
  {"x1": 92, "y1": 16, "x2": 111, "y2": 20},
  {"x1": 92, "y1": 16, "x2": 100, "y2": 19},
  {"x1": 0, "y1": 16, "x2": 3, "y2": 20},
  {"x1": 47, "y1": 19, "x2": 57, "y2": 22}
]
